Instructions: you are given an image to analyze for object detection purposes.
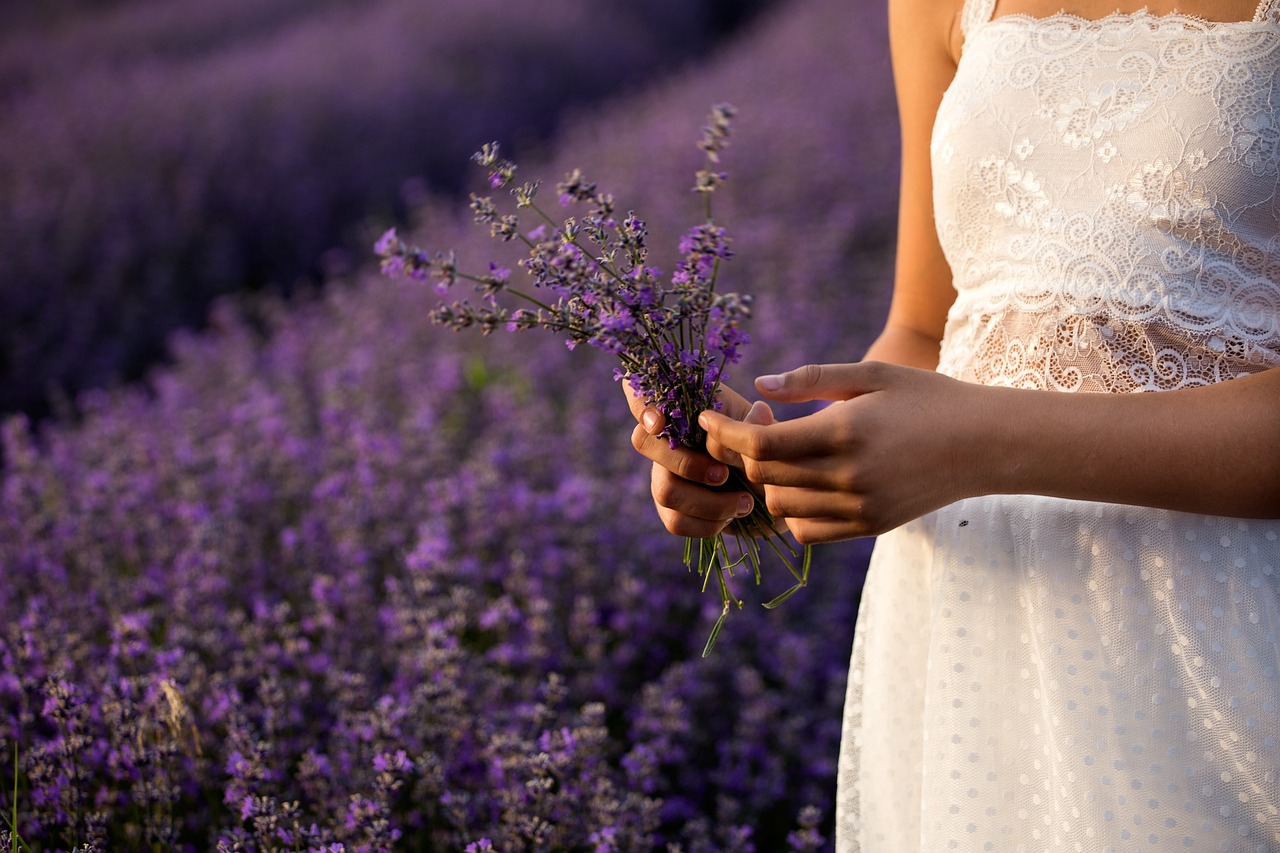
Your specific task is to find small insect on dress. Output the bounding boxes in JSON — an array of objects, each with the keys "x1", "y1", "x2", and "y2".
[{"x1": 835, "y1": 0, "x2": 1280, "y2": 850}]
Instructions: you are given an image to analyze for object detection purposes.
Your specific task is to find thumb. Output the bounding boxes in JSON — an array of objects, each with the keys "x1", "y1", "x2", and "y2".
[
  {"x1": 742, "y1": 399, "x2": 776, "y2": 426},
  {"x1": 754, "y1": 363, "x2": 881, "y2": 403},
  {"x1": 701, "y1": 401, "x2": 773, "y2": 470}
]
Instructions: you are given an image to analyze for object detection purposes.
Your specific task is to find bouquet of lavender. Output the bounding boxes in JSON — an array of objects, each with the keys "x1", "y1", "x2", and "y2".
[{"x1": 375, "y1": 105, "x2": 810, "y2": 654}]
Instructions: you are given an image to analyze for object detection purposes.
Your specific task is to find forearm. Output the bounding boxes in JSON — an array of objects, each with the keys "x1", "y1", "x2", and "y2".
[
  {"x1": 975, "y1": 368, "x2": 1280, "y2": 518},
  {"x1": 863, "y1": 323, "x2": 942, "y2": 371}
]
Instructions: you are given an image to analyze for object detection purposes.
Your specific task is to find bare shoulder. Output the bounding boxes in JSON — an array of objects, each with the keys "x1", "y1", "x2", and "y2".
[
  {"x1": 888, "y1": 0, "x2": 962, "y2": 111},
  {"x1": 888, "y1": 0, "x2": 965, "y2": 67}
]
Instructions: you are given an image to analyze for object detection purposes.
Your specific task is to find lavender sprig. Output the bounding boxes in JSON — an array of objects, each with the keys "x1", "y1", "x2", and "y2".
[{"x1": 376, "y1": 105, "x2": 811, "y2": 654}]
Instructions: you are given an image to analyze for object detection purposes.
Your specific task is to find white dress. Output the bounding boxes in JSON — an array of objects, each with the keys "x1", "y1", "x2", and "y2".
[{"x1": 836, "y1": 0, "x2": 1280, "y2": 850}]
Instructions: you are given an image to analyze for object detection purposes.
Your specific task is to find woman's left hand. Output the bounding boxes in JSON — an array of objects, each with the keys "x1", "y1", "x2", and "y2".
[{"x1": 698, "y1": 361, "x2": 995, "y2": 543}]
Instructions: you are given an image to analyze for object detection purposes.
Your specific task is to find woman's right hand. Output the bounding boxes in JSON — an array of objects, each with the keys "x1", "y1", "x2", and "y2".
[{"x1": 625, "y1": 382, "x2": 758, "y2": 539}]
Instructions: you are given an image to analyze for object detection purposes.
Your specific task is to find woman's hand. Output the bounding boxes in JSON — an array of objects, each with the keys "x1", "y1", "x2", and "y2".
[
  {"x1": 626, "y1": 382, "x2": 762, "y2": 539},
  {"x1": 698, "y1": 361, "x2": 995, "y2": 543}
]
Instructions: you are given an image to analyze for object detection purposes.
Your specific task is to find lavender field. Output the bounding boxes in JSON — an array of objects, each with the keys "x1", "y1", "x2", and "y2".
[
  {"x1": 0, "y1": 0, "x2": 774, "y2": 419},
  {"x1": 0, "y1": 0, "x2": 899, "y2": 849}
]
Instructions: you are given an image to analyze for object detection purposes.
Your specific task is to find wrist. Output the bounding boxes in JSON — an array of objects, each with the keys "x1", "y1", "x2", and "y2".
[
  {"x1": 936, "y1": 379, "x2": 1013, "y2": 503},
  {"x1": 977, "y1": 385, "x2": 1114, "y2": 502}
]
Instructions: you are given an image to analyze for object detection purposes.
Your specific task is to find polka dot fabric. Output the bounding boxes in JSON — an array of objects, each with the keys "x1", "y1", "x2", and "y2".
[{"x1": 838, "y1": 498, "x2": 1280, "y2": 850}]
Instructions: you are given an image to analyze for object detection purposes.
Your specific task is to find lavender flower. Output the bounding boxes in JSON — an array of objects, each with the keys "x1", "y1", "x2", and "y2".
[
  {"x1": 0, "y1": 0, "x2": 778, "y2": 422},
  {"x1": 0, "y1": 0, "x2": 895, "y2": 845},
  {"x1": 376, "y1": 106, "x2": 810, "y2": 653}
]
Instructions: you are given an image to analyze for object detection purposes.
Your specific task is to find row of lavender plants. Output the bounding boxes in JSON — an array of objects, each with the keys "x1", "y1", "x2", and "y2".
[
  {"x1": 0, "y1": 0, "x2": 900, "y2": 848},
  {"x1": 0, "y1": 0, "x2": 775, "y2": 421}
]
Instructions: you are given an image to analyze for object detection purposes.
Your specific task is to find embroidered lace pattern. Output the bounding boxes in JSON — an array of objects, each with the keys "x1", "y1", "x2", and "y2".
[
  {"x1": 934, "y1": 6, "x2": 1280, "y2": 391},
  {"x1": 835, "y1": 4, "x2": 1280, "y2": 852}
]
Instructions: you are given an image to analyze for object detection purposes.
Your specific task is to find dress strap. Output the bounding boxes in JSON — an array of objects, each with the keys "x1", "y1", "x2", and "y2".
[
  {"x1": 1256, "y1": 0, "x2": 1280, "y2": 22},
  {"x1": 961, "y1": 0, "x2": 997, "y2": 37}
]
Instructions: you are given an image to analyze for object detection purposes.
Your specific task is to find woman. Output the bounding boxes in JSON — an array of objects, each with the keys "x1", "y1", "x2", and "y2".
[{"x1": 628, "y1": 0, "x2": 1280, "y2": 848}]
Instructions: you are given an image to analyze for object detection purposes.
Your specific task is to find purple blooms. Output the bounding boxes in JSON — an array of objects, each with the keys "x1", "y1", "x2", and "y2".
[
  {"x1": 377, "y1": 106, "x2": 813, "y2": 651},
  {"x1": 0, "y1": 0, "x2": 897, "y2": 847},
  {"x1": 381, "y1": 137, "x2": 753, "y2": 444},
  {"x1": 380, "y1": 113, "x2": 749, "y2": 458},
  {"x1": 0, "y1": 0, "x2": 780, "y2": 422},
  {"x1": 373, "y1": 228, "x2": 399, "y2": 258}
]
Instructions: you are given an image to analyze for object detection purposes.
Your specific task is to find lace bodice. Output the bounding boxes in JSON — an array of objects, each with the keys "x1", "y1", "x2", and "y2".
[
  {"x1": 837, "y1": 5, "x2": 1280, "y2": 850},
  {"x1": 934, "y1": 0, "x2": 1280, "y2": 391}
]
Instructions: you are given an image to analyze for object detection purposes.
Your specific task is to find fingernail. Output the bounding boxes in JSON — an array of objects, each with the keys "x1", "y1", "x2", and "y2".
[
  {"x1": 736, "y1": 493, "x2": 754, "y2": 517},
  {"x1": 757, "y1": 374, "x2": 783, "y2": 392},
  {"x1": 641, "y1": 409, "x2": 661, "y2": 432},
  {"x1": 706, "y1": 464, "x2": 728, "y2": 486},
  {"x1": 697, "y1": 411, "x2": 712, "y2": 430}
]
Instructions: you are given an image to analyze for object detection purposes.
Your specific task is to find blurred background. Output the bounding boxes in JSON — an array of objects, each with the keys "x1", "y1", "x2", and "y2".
[
  {"x1": 0, "y1": 0, "x2": 782, "y2": 420},
  {"x1": 0, "y1": 0, "x2": 902, "y2": 849}
]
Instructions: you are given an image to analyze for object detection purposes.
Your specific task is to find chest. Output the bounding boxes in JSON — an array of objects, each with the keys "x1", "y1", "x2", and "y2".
[{"x1": 937, "y1": 17, "x2": 1280, "y2": 197}]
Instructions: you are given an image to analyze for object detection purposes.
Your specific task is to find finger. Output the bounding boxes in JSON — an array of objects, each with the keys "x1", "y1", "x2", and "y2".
[
  {"x1": 623, "y1": 381, "x2": 667, "y2": 431},
  {"x1": 651, "y1": 465, "x2": 753, "y2": 535},
  {"x1": 632, "y1": 424, "x2": 729, "y2": 487},
  {"x1": 699, "y1": 408, "x2": 837, "y2": 462},
  {"x1": 710, "y1": 383, "x2": 753, "y2": 421},
  {"x1": 626, "y1": 377, "x2": 751, "y2": 426},
  {"x1": 702, "y1": 434, "x2": 744, "y2": 470},
  {"x1": 641, "y1": 406, "x2": 664, "y2": 435},
  {"x1": 740, "y1": 456, "x2": 845, "y2": 490},
  {"x1": 754, "y1": 362, "x2": 888, "y2": 404},
  {"x1": 656, "y1": 505, "x2": 731, "y2": 539},
  {"x1": 743, "y1": 399, "x2": 775, "y2": 426},
  {"x1": 785, "y1": 516, "x2": 872, "y2": 545},
  {"x1": 762, "y1": 485, "x2": 860, "y2": 521},
  {"x1": 704, "y1": 400, "x2": 771, "y2": 468}
]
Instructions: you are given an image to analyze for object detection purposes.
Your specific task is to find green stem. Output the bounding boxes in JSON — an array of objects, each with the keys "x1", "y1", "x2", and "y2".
[
  {"x1": 527, "y1": 201, "x2": 633, "y2": 288},
  {"x1": 763, "y1": 545, "x2": 812, "y2": 609},
  {"x1": 702, "y1": 603, "x2": 729, "y2": 658},
  {"x1": 2, "y1": 743, "x2": 31, "y2": 853},
  {"x1": 455, "y1": 271, "x2": 558, "y2": 314}
]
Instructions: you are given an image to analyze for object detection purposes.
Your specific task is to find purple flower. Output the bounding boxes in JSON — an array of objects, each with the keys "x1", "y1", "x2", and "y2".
[
  {"x1": 0, "y1": 3, "x2": 894, "y2": 845},
  {"x1": 372, "y1": 750, "x2": 413, "y2": 773},
  {"x1": 373, "y1": 228, "x2": 399, "y2": 257},
  {"x1": 487, "y1": 263, "x2": 511, "y2": 284}
]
